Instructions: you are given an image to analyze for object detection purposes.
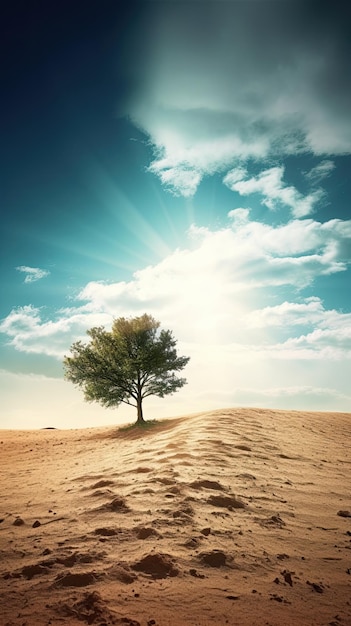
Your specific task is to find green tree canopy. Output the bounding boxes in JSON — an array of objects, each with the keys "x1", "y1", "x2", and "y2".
[{"x1": 63, "y1": 314, "x2": 190, "y2": 423}]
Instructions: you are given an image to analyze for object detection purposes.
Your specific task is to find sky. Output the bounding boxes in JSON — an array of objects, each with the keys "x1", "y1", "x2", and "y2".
[{"x1": 1, "y1": 0, "x2": 351, "y2": 429}]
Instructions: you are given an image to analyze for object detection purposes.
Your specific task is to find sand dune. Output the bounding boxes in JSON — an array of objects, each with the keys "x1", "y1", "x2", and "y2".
[{"x1": 0, "y1": 407, "x2": 350, "y2": 625}]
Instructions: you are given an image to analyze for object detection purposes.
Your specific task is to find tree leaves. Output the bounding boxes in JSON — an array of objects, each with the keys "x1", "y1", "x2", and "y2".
[{"x1": 63, "y1": 314, "x2": 190, "y2": 422}]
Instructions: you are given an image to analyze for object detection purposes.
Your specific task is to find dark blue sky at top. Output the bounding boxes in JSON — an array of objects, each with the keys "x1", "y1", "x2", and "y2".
[
  {"x1": 2, "y1": 2, "x2": 153, "y2": 306},
  {"x1": 2, "y1": 12, "x2": 129, "y2": 204},
  {"x1": 1, "y1": 0, "x2": 219, "y2": 311}
]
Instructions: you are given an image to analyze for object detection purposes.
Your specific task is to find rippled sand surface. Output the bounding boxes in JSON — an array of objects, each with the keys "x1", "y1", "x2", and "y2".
[{"x1": 0, "y1": 407, "x2": 350, "y2": 625}]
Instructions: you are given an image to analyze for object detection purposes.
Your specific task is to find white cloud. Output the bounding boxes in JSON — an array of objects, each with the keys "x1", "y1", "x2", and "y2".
[
  {"x1": 2, "y1": 213, "x2": 351, "y2": 361},
  {"x1": 305, "y1": 160, "x2": 335, "y2": 183},
  {"x1": 276, "y1": 323, "x2": 351, "y2": 358},
  {"x1": 16, "y1": 266, "x2": 50, "y2": 283},
  {"x1": 247, "y1": 297, "x2": 326, "y2": 328},
  {"x1": 0, "y1": 305, "x2": 110, "y2": 358},
  {"x1": 247, "y1": 298, "x2": 351, "y2": 334},
  {"x1": 245, "y1": 298, "x2": 351, "y2": 361},
  {"x1": 149, "y1": 166, "x2": 202, "y2": 197},
  {"x1": 223, "y1": 167, "x2": 248, "y2": 188},
  {"x1": 224, "y1": 166, "x2": 324, "y2": 217},
  {"x1": 126, "y1": 2, "x2": 351, "y2": 195},
  {"x1": 143, "y1": 129, "x2": 268, "y2": 195}
]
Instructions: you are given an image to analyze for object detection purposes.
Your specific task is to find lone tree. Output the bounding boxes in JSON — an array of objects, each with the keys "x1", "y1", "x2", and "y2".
[{"x1": 63, "y1": 314, "x2": 190, "y2": 424}]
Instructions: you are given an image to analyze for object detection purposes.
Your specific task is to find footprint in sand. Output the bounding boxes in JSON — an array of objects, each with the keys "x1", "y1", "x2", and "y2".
[
  {"x1": 94, "y1": 527, "x2": 118, "y2": 536},
  {"x1": 54, "y1": 571, "x2": 98, "y2": 587},
  {"x1": 59, "y1": 552, "x2": 100, "y2": 566},
  {"x1": 183, "y1": 537, "x2": 203, "y2": 549},
  {"x1": 94, "y1": 495, "x2": 130, "y2": 513},
  {"x1": 189, "y1": 479, "x2": 225, "y2": 491},
  {"x1": 90, "y1": 488, "x2": 114, "y2": 498},
  {"x1": 255, "y1": 514, "x2": 286, "y2": 528},
  {"x1": 21, "y1": 564, "x2": 50, "y2": 580},
  {"x1": 172, "y1": 501, "x2": 195, "y2": 522},
  {"x1": 56, "y1": 591, "x2": 140, "y2": 625},
  {"x1": 91, "y1": 479, "x2": 115, "y2": 489},
  {"x1": 207, "y1": 494, "x2": 246, "y2": 509},
  {"x1": 156, "y1": 476, "x2": 177, "y2": 486}
]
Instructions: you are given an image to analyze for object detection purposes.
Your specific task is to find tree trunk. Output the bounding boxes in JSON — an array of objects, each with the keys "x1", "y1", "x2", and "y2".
[{"x1": 136, "y1": 394, "x2": 144, "y2": 423}]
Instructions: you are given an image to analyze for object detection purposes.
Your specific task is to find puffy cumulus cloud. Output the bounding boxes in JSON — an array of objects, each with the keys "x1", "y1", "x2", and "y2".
[
  {"x1": 0, "y1": 305, "x2": 110, "y2": 358},
  {"x1": 247, "y1": 297, "x2": 351, "y2": 332},
  {"x1": 275, "y1": 323, "x2": 351, "y2": 360},
  {"x1": 224, "y1": 166, "x2": 324, "y2": 217},
  {"x1": 247, "y1": 297, "x2": 326, "y2": 328},
  {"x1": 127, "y1": 1, "x2": 351, "y2": 195},
  {"x1": 230, "y1": 210, "x2": 351, "y2": 263},
  {"x1": 2, "y1": 211, "x2": 350, "y2": 360},
  {"x1": 77, "y1": 214, "x2": 351, "y2": 341},
  {"x1": 16, "y1": 266, "x2": 50, "y2": 283},
  {"x1": 246, "y1": 298, "x2": 351, "y2": 360}
]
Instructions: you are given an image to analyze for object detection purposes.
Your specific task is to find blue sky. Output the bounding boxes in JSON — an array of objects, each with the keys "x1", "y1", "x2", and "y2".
[{"x1": 1, "y1": 1, "x2": 351, "y2": 428}]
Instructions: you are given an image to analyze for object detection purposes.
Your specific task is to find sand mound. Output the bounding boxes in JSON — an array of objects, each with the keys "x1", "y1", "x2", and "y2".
[
  {"x1": 107, "y1": 564, "x2": 136, "y2": 584},
  {"x1": 0, "y1": 407, "x2": 350, "y2": 625},
  {"x1": 135, "y1": 527, "x2": 160, "y2": 540},
  {"x1": 131, "y1": 553, "x2": 179, "y2": 578},
  {"x1": 199, "y1": 549, "x2": 228, "y2": 567}
]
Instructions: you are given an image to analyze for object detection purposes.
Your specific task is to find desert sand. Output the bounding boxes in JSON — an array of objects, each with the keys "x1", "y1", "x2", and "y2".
[{"x1": 0, "y1": 407, "x2": 350, "y2": 626}]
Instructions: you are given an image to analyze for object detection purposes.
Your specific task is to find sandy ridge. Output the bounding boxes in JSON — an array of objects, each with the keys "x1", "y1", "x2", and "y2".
[{"x1": 0, "y1": 407, "x2": 350, "y2": 625}]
